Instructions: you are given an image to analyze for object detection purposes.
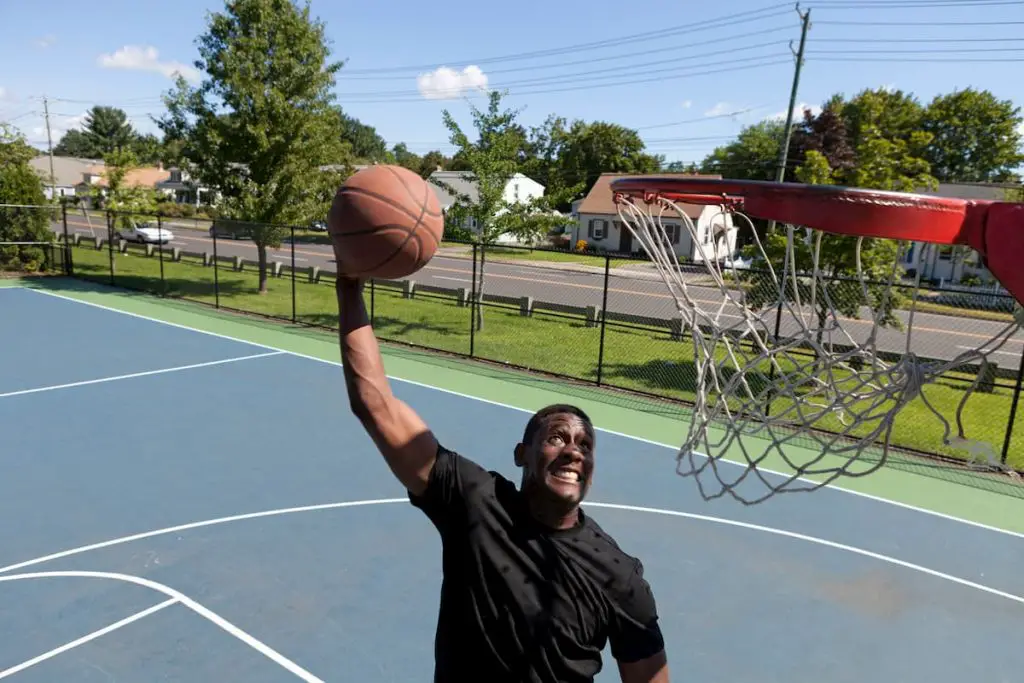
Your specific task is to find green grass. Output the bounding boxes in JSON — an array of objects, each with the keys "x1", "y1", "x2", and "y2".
[{"x1": 68, "y1": 243, "x2": 1024, "y2": 472}]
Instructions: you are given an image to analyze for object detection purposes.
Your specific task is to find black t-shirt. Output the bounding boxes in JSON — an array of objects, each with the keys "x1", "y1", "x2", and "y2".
[{"x1": 408, "y1": 445, "x2": 664, "y2": 683}]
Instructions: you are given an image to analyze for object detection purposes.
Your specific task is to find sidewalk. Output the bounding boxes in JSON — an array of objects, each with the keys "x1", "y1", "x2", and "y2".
[{"x1": 433, "y1": 246, "x2": 672, "y2": 283}]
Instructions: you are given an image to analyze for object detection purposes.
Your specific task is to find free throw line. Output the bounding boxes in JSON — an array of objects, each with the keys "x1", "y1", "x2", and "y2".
[
  {"x1": 0, "y1": 351, "x2": 284, "y2": 399},
  {"x1": 0, "y1": 598, "x2": 177, "y2": 680}
]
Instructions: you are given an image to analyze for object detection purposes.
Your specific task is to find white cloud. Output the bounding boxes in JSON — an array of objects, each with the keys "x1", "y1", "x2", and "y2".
[
  {"x1": 416, "y1": 65, "x2": 489, "y2": 100},
  {"x1": 0, "y1": 86, "x2": 9, "y2": 102},
  {"x1": 35, "y1": 34, "x2": 56, "y2": 48},
  {"x1": 704, "y1": 102, "x2": 733, "y2": 117},
  {"x1": 681, "y1": 99, "x2": 692, "y2": 109},
  {"x1": 768, "y1": 101, "x2": 822, "y2": 122},
  {"x1": 97, "y1": 45, "x2": 200, "y2": 83}
]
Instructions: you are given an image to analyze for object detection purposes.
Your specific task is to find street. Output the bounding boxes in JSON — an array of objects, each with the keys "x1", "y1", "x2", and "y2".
[{"x1": 53, "y1": 215, "x2": 1024, "y2": 370}]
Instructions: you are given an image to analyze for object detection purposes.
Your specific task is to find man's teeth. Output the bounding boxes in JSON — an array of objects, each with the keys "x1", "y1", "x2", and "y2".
[{"x1": 553, "y1": 469, "x2": 580, "y2": 483}]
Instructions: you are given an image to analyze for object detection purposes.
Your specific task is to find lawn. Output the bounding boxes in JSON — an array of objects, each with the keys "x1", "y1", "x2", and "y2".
[{"x1": 68, "y1": 243, "x2": 1024, "y2": 471}]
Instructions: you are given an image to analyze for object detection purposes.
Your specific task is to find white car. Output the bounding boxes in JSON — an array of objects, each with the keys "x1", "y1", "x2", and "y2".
[{"x1": 119, "y1": 222, "x2": 174, "y2": 245}]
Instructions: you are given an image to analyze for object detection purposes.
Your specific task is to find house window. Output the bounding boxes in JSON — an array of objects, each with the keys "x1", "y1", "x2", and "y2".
[
  {"x1": 938, "y1": 245, "x2": 953, "y2": 261},
  {"x1": 662, "y1": 223, "x2": 681, "y2": 245},
  {"x1": 588, "y1": 219, "x2": 607, "y2": 240}
]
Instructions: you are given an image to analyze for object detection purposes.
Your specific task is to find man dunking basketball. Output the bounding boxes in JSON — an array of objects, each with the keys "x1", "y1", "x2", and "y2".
[{"x1": 336, "y1": 277, "x2": 670, "y2": 683}]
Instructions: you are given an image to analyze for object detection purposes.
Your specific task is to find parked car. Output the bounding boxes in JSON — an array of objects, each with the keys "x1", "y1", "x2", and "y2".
[
  {"x1": 209, "y1": 220, "x2": 254, "y2": 240},
  {"x1": 309, "y1": 220, "x2": 327, "y2": 232},
  {"x1": 119, "y1": 221, "x2": 173, "y2": 245}
]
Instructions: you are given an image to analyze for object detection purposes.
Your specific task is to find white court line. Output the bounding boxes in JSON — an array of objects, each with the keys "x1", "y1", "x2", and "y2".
[
  {"x1": 0, "y1": 598, "x2": 177, "y2": 680},
  {"x1": 19, "y1": 286, "x2": 1024, "y2": 540},
  {"x1": 0, "y1": 571, "x2": 324, "y2": 682},
  {"x1": 433, "y1": 276, "x2": 470, "y2": 283},
  {"x1": 0, "y1": 499, "x2": 1019, "y2": 608},
  {"x1": 0, "y1": 351, "x2": 284, "y2": 399}
]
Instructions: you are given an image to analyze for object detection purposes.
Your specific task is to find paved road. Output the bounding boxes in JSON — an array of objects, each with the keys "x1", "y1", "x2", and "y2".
[{"x1": 54, "y1": 216, "x2": 1024, "y2": 369}]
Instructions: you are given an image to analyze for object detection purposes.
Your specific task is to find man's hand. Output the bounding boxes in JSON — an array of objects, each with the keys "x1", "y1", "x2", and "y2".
[
  {"x1": 617, "y1": 650, "x2": 669, "y2": 683},
  {"x1": 337, "y1": 277, "x2": 438, "y2": 496}
]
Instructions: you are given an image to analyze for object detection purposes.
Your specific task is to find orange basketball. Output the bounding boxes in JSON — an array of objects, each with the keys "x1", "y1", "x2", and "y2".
[{"x1": 327, "y1": 164, "x2": 445, "y2": 279}]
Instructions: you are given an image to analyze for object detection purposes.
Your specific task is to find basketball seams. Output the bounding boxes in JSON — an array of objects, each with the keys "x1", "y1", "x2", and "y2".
[
  {"x1": 330, "y1": 164, "x2": 444, "y2": 279},
  {"x1": 383, "y1": 165, "x2": 443, "y2": 219}
]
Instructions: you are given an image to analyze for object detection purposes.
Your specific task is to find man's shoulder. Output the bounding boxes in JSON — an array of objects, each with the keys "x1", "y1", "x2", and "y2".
[{"x1": 577, "y1": 515, "x2": 654, "y2": 597}]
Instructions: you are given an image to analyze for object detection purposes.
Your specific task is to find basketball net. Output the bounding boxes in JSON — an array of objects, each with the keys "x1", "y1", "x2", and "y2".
[{"x1": 613, "y1": 192, "x2": 1023, "y2": 505}]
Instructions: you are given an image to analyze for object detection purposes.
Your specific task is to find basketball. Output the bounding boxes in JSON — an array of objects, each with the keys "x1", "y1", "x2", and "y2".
[{"x1": 327, "y1": 164, "x2": 445, "y2": 279}]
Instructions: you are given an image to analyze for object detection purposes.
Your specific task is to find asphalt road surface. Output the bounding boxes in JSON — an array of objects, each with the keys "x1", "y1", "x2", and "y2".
[{"x1": 54, "y1": 217, "x2": 1024, "y2": 369}]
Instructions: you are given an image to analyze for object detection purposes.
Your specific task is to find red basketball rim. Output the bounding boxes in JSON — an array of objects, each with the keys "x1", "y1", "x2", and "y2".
[{"x1": 609, "y1": 176, "x2": 995, "y2": 246}]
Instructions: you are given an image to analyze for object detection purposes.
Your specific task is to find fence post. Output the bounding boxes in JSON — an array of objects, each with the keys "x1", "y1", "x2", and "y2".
[
  {"x1": 469, "y1": 242, "x2": 478, "y2": 358},
  {"x1": 106, "y1": 210, "x2": 115, "y2": 285},
  {"x1": 60, "y1": 203, "x2": 72, "y2": 276},
  {"x1": 1001, "y1": 350, "x2": 1024, "y2": 465},
  {"x1": 212, "y1": 226, "x2": 220, "y2": 309},
  {"x1": 596, "y1": 255, "x2": 611, "y2": 386},
  {"x1": 157, "y1": 215, "x2": 166, "y2": 297},
  {"x1": 369, "y1": 278, "x2": 376, "y2": 324},
  {"x1": 290, "y1": 225, "x2": 297, "y2": 324}
]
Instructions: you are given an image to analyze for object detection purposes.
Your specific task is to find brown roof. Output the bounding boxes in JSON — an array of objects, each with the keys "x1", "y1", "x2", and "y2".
[
  {"x1": 577, "y1": 172, "x2": 722, "y2": 219},
  {"x1": 83, "y1": 164, "x2": 171, "y2": 189}
]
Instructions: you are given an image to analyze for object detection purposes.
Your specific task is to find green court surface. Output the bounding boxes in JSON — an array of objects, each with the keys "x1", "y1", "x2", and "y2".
[{"x1": 6, "y1": 275, "x2": 1024, "y2": 535}]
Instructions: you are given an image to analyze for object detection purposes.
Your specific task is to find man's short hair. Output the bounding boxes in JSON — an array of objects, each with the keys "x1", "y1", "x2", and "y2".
[{"x1": 522, "y1": 404, "x2": 593, "y2": 446}]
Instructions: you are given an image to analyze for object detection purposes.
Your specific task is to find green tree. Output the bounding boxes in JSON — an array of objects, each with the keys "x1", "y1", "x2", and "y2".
[
  {"x1": 556, "y1": 120, "x2": 662, "y2": 200},
  {"x1": 700, "y1": 119, "x2": 788, "y2": 180},
  {"x1": 920, "y1": 88, "x2": 1024, "y2": 182},
  {"x1": 0, "y1": 124, "x2": 52, "y2": 271},
  {"x1": 158, "y1": 0, "x2": 353, "y2": 293},
  {"x1": 340, "y1": 112, "x2": 390, "y2": 162},
  {"x1": 96, "y1": 147, "x2": 161, "y2": 232},
  {"x1": 438, "y1": 90, "x2": 568, "y2": 330}
]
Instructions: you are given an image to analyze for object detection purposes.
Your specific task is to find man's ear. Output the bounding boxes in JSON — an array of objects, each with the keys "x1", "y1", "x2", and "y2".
[{"x1": 514, "y1": 443, "x2": 526, "y2": 468}]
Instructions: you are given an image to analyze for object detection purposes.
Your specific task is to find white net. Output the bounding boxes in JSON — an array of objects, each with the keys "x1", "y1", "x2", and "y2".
[{"x1": 614, "y1": 191, "x2": 1023, "y2": 505}]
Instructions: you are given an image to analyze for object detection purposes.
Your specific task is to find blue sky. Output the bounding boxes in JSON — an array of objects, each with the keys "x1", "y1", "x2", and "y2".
[{"x1": 2, "y1": 0, "x2": 1023, "y2": 167}]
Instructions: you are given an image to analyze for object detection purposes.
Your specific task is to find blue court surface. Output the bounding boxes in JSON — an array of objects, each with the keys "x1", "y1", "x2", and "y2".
[{"x1": 1, "y1": 284, "x2": 1022, "y2": 682}]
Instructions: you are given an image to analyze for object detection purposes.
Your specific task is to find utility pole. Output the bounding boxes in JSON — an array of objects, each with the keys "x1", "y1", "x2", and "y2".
[
  {"x1": 774, "y1": 4, "x2": 811, "y2": 187},
  {"x1": 43, "y1": 95, "x2": 57, "y2": 199}
]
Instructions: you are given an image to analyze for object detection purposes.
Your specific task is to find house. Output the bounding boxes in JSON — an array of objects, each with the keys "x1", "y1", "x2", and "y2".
[
  {"x1": 155, "y1": 167, "x2": 217, "y2": 206},
  {"x1": 905, "y1": 181, "x2": 1022, "y2": 285},
  {"x1": 427, "y1": 170, "x2": 552, "y2": 244},
  {"x1": 574, "y1": 173, "x2": 738, "y2": 262},
  {"x1": 29, "y1": 155, "x2": 104, "y2": 200},
  {"x1": 74, "y1": 163, "x2": 172, "y2": 208}
]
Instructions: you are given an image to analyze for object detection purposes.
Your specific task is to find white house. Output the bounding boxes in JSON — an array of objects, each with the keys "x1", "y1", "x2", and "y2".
[
  {"x1": 155, "y1": 167, "x2": 218, "y2": 206},
  {"x1": 29, "y1": 155, "x2": 104, "y2": 200},
  {"x1": 573, "y1": 173, "x2": 738, "y2": 262},
  {"x1": 905, "y1": 181, "x2": 1022, "y2": 285},
  {"x1": 427, "y1": 170, "x2": 551, "y2": 244}
]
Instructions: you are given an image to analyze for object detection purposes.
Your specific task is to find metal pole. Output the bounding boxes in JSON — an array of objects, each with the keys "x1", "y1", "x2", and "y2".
[
  {"x1": 369, "y1": 278, "x2": 376, "y2": 324},
  {"x1": 157, "y1": 215, "x2": 166, "y2": 297},
  {"x1": 106, "y1": 211, "x2": 115, "y2": 285},
  {"x1": 469, "y1": 242, "x2": 478, "y2": 357},
  {"x1": 1001, "y1": 348, "x2": 1024, "y2": 464},
  {"x1": 291, "y1": 225, "x2": 297, "y2": 324},
  {"x1": 61, "y1": 203, "x2": 72, "y2": 276},
  {"x1": 596, "y1": 255, "x2": 611, "y2": 386},
  {"x1": 212, "y1": 227, "x2": 220, "y2": 309}
]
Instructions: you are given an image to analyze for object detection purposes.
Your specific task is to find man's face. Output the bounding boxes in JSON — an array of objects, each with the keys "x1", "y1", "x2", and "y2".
[{"x1": 516, "y1": 412, "x2": 595, "y2": 507}]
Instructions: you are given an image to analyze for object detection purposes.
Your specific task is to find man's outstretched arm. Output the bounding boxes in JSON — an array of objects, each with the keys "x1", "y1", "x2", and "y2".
[{"x1": 337, "y1": 278, "x2": 438, "y2": 497}]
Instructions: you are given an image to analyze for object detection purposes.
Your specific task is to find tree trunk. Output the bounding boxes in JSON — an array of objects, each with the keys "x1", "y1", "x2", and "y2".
[{"x1": 257, "y1": 243, "x2": 268, "y2": 294}]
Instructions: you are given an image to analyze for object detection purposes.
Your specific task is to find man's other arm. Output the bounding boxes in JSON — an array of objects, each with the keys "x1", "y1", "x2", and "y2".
[
  {"x1": 617, "y1": 651, "x2": 669, "y2": 683},
  {"x1": 337, "y1": 278, "x2": 438, "y2": 497}
]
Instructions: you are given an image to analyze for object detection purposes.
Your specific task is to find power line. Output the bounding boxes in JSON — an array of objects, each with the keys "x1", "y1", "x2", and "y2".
[
  {"x1": 336, "y1": 25, "x2": 796, "y2": 81},
  {"x1": 338, "y1": 4, "x2": 794, "y2": 74}
]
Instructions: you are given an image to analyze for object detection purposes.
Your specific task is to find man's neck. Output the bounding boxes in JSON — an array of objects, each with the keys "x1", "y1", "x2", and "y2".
[{"x1": 525, "y1": 493, "x2": 580, "y2": 531}]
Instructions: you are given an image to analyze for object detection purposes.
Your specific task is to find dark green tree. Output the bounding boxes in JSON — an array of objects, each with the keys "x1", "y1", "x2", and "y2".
[
  {"x1": 920, "y1": 88, "x2": 1024, "y2": 182},
  {"x1": 0, "y1": 124, "x2": 51, "y2": 271}
]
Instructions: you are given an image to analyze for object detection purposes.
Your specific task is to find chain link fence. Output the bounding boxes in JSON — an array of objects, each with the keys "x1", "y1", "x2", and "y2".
[{"x1": 44, "y1": 203, "x2": 1024, "y2": 483}]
